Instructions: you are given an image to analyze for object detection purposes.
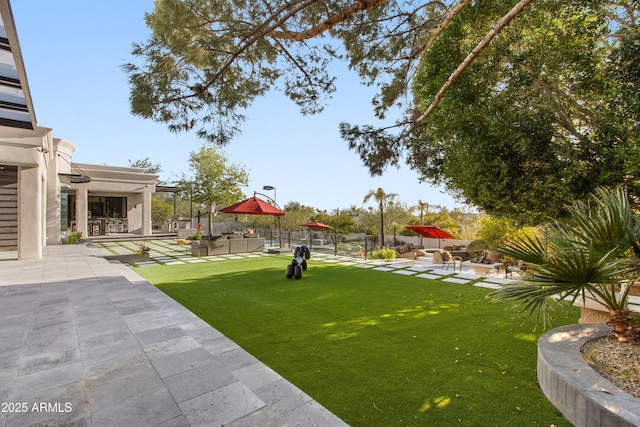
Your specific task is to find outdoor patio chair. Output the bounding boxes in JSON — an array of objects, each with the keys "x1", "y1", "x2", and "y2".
[{"x1": 432, "y1": 250, "x2": 462, "y2": 272}]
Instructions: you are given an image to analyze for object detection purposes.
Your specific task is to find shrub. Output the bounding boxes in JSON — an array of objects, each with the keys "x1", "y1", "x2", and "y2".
[
  {"x1": 466, "y1": 239, "x2": 486, "y2": 257},
  {"x1": 62, "y1": 231, "x2": 83, "y2": 244},
  {"x1": 192, "y1": 231, "x2": 203, "y2": 240},
  {"x1": 136, "y1": 242, "x2": 151, "y2": 255},
  {"x1": 371, "y1": 246, "x2": 397, "y2": 261}
]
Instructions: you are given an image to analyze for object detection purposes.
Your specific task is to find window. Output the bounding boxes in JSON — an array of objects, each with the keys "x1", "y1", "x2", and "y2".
[{"x1": 87, "y1": 196, "x2": 127, "y2": 219}]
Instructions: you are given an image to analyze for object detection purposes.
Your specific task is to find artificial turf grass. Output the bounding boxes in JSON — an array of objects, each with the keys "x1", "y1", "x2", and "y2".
[{"x1": 137, "y1": 257, "x2": 576, "y2": 427}]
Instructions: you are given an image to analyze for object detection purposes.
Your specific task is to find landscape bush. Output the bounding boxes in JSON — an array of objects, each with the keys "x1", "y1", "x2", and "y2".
[
  {"x1": 371, "y1": 246, "x2": 397, "y2": 261},
  {"x1": 62, "y1": 231, "x2": 83, "y2": 244}
]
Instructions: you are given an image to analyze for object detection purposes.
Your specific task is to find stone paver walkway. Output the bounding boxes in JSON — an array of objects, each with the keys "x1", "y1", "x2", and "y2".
[
  {"x1": 0, "y1": 244, "x2": 347, "y2": 427},
  {"x1": 95, "y1": 240, "x2": 518, "y2": 288}
]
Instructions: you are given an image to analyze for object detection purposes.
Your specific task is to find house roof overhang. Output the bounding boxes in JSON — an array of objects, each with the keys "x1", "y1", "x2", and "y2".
[{"x1": 0, "y1": 0, "x2": 37, "y2": 130}]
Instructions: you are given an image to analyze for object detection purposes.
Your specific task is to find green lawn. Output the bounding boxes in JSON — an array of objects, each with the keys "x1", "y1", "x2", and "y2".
[{"x1": 137, "y1": 257, "x2": 577, "y2": 426}]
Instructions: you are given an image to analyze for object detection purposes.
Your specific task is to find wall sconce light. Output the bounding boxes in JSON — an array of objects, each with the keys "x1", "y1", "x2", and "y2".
[{"x1": 37, "y1": 147, "x2": 49, "y2": 153}]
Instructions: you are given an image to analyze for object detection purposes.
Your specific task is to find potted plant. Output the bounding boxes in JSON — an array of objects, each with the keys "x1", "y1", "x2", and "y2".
[
  {"x1": 136, "y1": 242, "x2": 151, "y2": 255},
  {"x1": 191, "y1": 231, "x2": 203, "y2": 247},
  {"x1": 490, "y1": 187, "x2": 640, "y2": 425},
  {"x1": 491, "y1": 186, "x2": 640, "y2": 342}
]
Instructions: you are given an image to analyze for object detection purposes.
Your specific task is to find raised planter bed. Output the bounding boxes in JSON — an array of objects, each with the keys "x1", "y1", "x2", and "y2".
[
  {"x1": 104, "y1": 252, "x2": 150, "y2": 263},
  {"x1": 537, "y1": 324, "x2": 640, "y2": 427},
  {"x1": 191, "y1": 236, "x2": 267, "y2": 256}
]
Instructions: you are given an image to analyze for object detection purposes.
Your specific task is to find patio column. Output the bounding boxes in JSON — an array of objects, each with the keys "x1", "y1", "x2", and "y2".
[
  {"x1": 76, "y1": 187, "x2": 88, "y2": 239},
  {"x1": 141, "y1": 185, "x2": 152, "y2": 236},
  {"x1": 18, "y1": 166, "x2": 42, "y2": 259}
]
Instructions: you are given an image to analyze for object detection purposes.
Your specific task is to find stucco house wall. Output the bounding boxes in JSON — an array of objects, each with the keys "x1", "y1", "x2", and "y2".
[
  {"x1": 0, "y1": 0, "x2": 158, "y2": 260},
  {"x1": 68, "y1": 162, "x2": 156, "y2": 237}
]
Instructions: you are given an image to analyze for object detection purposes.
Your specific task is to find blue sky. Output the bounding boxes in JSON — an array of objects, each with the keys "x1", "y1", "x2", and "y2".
[{"x1": 12, "y1": 1, "x2": 471, "y2": 212}]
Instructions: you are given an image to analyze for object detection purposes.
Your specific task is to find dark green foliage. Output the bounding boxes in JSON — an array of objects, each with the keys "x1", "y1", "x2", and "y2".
[
  {"x1": 492, "y1": 187, "x2": 640, "y2": 340},
  {"x1": 345, "y1": 0, "x2": 640, "y2": 223},
  {"x1": 465, "y1": 239, "x2": 486, "y2": 257},
  {"x1": 176, "y1": 145, "x2": 248, "y2": 235}
]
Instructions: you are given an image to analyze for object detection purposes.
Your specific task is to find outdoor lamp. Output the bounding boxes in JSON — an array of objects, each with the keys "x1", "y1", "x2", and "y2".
[{"x1": 262, "y1": 185, "x2": 276, "y2": 203}]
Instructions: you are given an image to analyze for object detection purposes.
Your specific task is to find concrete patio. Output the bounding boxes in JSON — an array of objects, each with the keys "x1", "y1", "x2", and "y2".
[{"x1": 0, "y1": 244, "x2": 347, "y2": 427}]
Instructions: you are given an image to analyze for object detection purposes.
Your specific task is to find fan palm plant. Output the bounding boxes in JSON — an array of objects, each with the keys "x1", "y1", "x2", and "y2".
[{"x1": 491, "y1": 187, "x2": 640, "y2": 342}]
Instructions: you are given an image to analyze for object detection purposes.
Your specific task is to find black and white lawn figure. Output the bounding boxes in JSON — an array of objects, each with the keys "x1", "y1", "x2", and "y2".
[{"x1": 285, "y1": 245, "x2": 311, "y2": 279}]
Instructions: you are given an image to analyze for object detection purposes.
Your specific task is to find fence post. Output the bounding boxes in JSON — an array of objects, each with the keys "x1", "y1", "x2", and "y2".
[{"x1": 364, "y1": 235, "x2": 368, "y2": 260}]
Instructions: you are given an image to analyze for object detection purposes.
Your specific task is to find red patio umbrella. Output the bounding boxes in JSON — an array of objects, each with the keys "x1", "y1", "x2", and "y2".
[
  {"x1": 406, "y1": 225, "x2": 455, "y2": 239},
  {"x1": 405, "y1": 225, "x2": 455, "y2": 248},
  {"x1": 299, "y1": 221, "x2": 332, "y2": 249},
  {"x1": 219, "y1": 196, "x2": 285, "y2": 216},
  {"x1": 219, "y1": 196, "x2": 285, "y2": 247}
]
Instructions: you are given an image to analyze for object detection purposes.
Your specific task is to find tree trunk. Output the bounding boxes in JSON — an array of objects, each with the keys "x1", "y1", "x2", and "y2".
[
  {"x1": 609, "y1": 309, "x2": 639, "y2": 342},
  {"x1": 380, "y1": 207, "x2": 385, "y2": 248}
]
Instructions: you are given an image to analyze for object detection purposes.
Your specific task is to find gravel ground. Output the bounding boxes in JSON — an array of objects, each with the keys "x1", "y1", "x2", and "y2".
[{"x1": 581, "y1": 336, "x2": 640, "y2": 399}]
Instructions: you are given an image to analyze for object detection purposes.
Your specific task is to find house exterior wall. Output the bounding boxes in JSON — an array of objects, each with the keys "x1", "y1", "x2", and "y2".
[
  {"x1": 69, "y1": 163, "x2": 157, "y2": 237},
  {"x1": 0, "y1": 126, "x2": 53, "y2": 259},
  {"x1": 0, "y1": 0, "x2": 158, "y2": 259},
  {"x1": 0, "y1": 136, "x2": 159, "y2": 259}
]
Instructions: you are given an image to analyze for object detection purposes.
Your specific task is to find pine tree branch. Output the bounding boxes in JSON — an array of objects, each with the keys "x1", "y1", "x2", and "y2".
[
  {"x1": 267, "y1": 0, "x2": 390, "y2": 41},
  {"x1": 410, "y1": 0, "x2": 535, "y2": 130}
]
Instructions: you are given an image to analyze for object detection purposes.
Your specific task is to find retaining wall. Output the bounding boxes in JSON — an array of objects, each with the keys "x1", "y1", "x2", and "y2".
[{"x1": 538, "y1": 324, "x2": 640, "y2": 427}]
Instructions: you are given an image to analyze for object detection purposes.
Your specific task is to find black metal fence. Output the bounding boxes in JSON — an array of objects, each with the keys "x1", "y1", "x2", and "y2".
[{"x1": 256, "y1": 228, "x2": 376, "y2": 259}]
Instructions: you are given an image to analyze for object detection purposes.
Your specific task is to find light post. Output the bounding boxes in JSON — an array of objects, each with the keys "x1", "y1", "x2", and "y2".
[
  {"x1": 261, "y1": 185, "x2": 279, "y2": 247},
  {"x1": 262, "y1": 185, "x2": 276, "y2": 204}
]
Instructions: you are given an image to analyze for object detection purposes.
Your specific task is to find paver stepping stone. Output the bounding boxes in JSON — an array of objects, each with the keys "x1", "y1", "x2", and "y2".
[
  {"x1": 474, "y1": 282, "x2": 502, "y2": 290},
  {"x1": 372, "y1": 267, "x2": 396, "y2": 272},
  {"x1": 456, "y1": 273, "x2": 482, "y2": 280},
  {"x1": 407, "y1": 266, "x2": 430, "y2": 272},
  {"x1": 423, "y1": 269, "x2": 449, "y2": 276},
  {"x1": 483, "y1": 277, "x2": 515, "y2": 285},
  {"x1": 442, "y1": 277, "x2": 471, "y2": 284},
  {"x1": 416, "y1": 273, "x2": 445, "y2": 280},
  {"x1": 393, "y1": 270, "x2": 417, "y2": 275},
  {"x1": 134, "y1": 262, "x2": 159, "y2": 267}
]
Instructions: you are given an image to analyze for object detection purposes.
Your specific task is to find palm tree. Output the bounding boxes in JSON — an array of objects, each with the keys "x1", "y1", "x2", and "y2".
[
  {"x1": 491, "y1": 187, "x2": 640, "y2": 342},
  {"x1": 363, "y1": 188, "x2": 398, "y2": 248},
  {"x1": 416, "y1": 200, "x2": 429, "y2": 225}
]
